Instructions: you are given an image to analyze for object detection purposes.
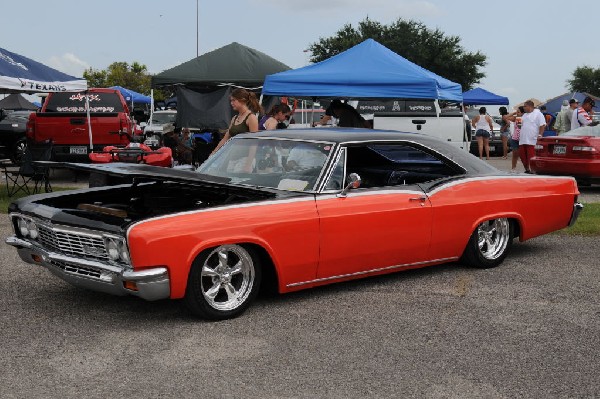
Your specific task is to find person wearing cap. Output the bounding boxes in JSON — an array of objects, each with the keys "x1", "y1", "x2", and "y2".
[
  {"x1": 554, "y1": 99, "x2": 578, "y2": 134},
  {"x1": 571, "y1": 96, "x2": 599, "y2": 130}
]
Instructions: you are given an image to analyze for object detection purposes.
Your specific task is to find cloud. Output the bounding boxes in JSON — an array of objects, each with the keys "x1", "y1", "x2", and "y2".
[
  {"x1": 250, "y1": 0, "x2": 442, "y2": 18},
  {"x1": 47, "y1": 53, "x2": 89, "y2": 78}
]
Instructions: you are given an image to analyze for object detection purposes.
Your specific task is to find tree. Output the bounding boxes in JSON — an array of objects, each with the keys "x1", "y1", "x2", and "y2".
[
  {"x1": 567, "y1": 66, "x2": 600, "y2": 96},
  {"x1": 308, "y1": 17, "x2": 487, "y2": 91},
  {"x1": 82, "y1": 61, "x2": 168, "y2": 99}
]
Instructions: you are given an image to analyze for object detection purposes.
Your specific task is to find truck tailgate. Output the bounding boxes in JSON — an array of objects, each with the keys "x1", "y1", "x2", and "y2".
[{"x1": 31, "y1": 112, "x2": 126, "y2": 145}]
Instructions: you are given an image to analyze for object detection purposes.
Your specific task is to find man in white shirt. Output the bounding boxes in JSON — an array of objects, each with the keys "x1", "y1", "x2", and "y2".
[
  {"x1": 519, "y1": 100, "x2": 546, "y2": 173},
  {"x1": 571, "y1": 96, "x2": 598, "y2": 131}
]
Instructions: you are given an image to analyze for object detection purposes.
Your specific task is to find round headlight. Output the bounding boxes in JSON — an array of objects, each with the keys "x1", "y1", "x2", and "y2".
[
  {"x1": 17, "y1": 218, "x2": 29, "y2": 237},
  {"x1": 106, "y1": 239, "x2": 120, "y2": 261},
  {"x1": 27, "y1": 220, "x2": 39, "y2": 240}
]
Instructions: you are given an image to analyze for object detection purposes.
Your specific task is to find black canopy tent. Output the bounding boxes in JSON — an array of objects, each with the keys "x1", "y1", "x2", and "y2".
[
  {"x1": 152, "y1": 42, "x2": 290, "y2": 130},
  {"x1": 152, "y1": 42, "x2": 291, "y2": 88},
  {"x1": 0, "y1": 93, "x2": 38, "y2": 110}
]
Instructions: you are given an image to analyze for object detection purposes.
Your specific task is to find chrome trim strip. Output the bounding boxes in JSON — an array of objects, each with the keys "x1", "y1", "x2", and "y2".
[
  {"x1": 315, "y1": 188, "x2": 425, "y2": 201},
  {"x1": 569, "y1": 202, "x2": 584, "y2": 227},
  {"x1": 287, "y1": 256, "x2": 458, "y2": 288}
]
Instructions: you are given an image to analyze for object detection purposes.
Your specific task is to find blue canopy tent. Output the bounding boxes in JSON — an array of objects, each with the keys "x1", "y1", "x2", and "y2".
[
  {"x1": 0, "y1": 47, "x2": 87, "y2": 93},
  {"x1": 540, "y1": 92, "x2": 600, "y2": 114},
  {"x1": 462, "y1": 88, "x2": 509, "y2": 105},
  {"x1": 262, "y1": 39, "x2": 462, "y2": 101},
  {"x1": 109, "y1": 86, "x2": 151, "y2": 104}
]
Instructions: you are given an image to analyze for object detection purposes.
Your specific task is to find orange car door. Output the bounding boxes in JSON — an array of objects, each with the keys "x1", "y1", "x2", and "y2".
[{"x1": 315, "y1": 186, "x2": 432, "y2": 279}]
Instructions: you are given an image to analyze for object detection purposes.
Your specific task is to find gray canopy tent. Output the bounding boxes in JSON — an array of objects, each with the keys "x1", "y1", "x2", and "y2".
[
  {"x1": 152, "y1": 42, "x2": 290, "y2": 130},
  {"x1": 0, "y1": 93, "x2": 38, "y2": 110}
]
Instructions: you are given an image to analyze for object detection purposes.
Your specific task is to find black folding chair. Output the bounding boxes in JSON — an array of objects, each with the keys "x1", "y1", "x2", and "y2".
[{"x1": 5, "y1": 142, "x2": 53, "y2": 197}]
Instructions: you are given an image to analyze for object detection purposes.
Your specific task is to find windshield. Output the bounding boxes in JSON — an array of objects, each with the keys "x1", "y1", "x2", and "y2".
[
  {"x1": 151, "y1": 112, "x2": 176, "y2": 124},
  {"x1": 563, "y1": 125, "x2": 600, "y2": 137},
  {"x1": 197, "y1": 137, "x2": 334, "y2": 192}
]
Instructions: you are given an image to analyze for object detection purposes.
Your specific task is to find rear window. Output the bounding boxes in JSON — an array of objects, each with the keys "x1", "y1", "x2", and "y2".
[{"x1": 45, "y1": 92, "x2": 125, "y2": 113}]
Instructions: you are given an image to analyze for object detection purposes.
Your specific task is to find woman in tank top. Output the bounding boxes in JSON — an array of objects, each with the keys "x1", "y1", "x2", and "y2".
[
  {"x1": 211, "y1": 88, "x2": 262, "y2": 155},
  {"x1": 471, "y1": 106, "x2": 494, "y2": 160}
]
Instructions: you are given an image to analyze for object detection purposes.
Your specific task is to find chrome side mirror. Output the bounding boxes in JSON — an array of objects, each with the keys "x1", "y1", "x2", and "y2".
[{"x1": 338, "y1": 173, "x2": 361, "y2": 197}]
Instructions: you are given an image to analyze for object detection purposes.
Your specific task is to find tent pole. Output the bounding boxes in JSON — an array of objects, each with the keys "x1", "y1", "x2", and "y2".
[{"x1": 86, "y1": 91, "x2": 93, "y2": 151}]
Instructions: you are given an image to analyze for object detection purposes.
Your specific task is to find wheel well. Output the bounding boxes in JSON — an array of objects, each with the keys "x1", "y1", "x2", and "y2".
[
  {"x1": 509, "y1": 217, "x2": 521, "y2": 239},
  {"x1": 241, "y1": 243, "x2": 279, "y2": 296}
]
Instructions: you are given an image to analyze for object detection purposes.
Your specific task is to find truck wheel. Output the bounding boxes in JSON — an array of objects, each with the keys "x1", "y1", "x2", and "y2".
[{"x1": 184, "y1": 244, "x2": 262, "y2": 320}]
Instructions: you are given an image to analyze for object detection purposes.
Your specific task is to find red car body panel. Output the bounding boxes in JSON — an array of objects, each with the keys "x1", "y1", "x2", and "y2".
[
  {"x1": 126, "y1": 175, "x2": 579, "y2": 300},
  {"x1": 531, "y1": 135, "x2": 600, "y2": 180}
]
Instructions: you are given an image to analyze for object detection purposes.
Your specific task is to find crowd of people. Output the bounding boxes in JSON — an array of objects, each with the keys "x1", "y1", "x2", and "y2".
[
  {"x1": 171, "y1": 87, "x2": 598, "y2": 173},
  {"x1": 469, "y1": 96, "x2": 598, "y2": 173}
]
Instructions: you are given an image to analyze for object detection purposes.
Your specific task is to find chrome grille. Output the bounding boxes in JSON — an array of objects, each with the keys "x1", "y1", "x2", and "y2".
[
  {"x1": 49, "y1": 259, "x2": 114, "y2": 282},
  {"x1": 38, "y1": 224, "x2": 109, "y2": 261},
  {"x1": 49, "y1": 259, "x2": 102, "y2": 279}
]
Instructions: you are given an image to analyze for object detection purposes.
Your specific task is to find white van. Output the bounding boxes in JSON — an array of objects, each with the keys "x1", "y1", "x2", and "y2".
[{"x1": 358, "y1": 99, "x2": 468, "y2": 152}]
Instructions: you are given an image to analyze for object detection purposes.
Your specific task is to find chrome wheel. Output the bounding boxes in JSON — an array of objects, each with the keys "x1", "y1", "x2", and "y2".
[
  {"x1": 461, "y1": 218, "x2": 513, "y2": 269},
  {"x1": 477, "y1": 218, "x2": 510, "y2": 260},
  {"x1": 200, "y1": 245, "x2": 256, "y2": 311}
]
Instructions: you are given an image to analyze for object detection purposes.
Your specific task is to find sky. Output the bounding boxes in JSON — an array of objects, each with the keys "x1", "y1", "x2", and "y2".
[{"x1": 1, "y1": 0, "x2": 598, "y2": 110}]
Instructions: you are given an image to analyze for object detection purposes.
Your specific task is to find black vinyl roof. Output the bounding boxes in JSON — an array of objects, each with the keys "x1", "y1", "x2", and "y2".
[{"x1": 237, "y1": 127, "x2": 498, "y2": 175}]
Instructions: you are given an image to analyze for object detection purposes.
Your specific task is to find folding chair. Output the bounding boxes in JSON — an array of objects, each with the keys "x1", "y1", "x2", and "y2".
[{"x1": 5, "y1": 142, "x2": 53, "y2": 197}]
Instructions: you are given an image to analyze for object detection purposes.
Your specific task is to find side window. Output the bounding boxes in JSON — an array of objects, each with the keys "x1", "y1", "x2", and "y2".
[{"x1": 345, "y1": 143, "x2": 462, "y2": 188}]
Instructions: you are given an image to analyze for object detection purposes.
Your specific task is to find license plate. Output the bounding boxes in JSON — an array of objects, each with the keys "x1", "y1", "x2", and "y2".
[
  {"x1": 489, "y1": 146, "x2": 495, "y2": 152},
  {"x1": 553, "y1": 145, "x2": 566, "y2": 155},
  {"x1": 70, "y1": 146, "x2": 88, "y2": 154}
]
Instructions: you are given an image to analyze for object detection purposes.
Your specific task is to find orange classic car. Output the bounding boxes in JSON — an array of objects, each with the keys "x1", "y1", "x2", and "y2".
[{"x1": 6, "y1": 128, "x2": 583, "y2": 320}]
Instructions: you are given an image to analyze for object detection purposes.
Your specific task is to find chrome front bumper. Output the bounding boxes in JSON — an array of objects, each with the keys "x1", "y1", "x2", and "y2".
[
  {"x1": 569, "y1": 202, "x2": 584, "y2": 227},
  {"x1": 6, "y1": 236, "x2": 170, "y2": 301}
]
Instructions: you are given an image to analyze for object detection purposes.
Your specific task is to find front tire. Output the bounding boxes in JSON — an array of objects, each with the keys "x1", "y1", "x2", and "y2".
[
  {"x1": 184, "y1": 244, "x2": 262, "y2": 320},
  {"x1": 461, "y1": 218, "x2": 513, "y2": 269}
]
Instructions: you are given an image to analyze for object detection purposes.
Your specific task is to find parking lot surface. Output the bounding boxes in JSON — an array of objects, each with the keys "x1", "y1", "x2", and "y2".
[{"x1": 1, "y1": 213, "x2": 598, "y2": 398}]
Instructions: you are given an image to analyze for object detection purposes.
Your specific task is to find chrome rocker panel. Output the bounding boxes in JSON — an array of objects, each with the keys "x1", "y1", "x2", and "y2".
[{"x1": 5, "y1": 236, "x2": 170, "y2": 301}]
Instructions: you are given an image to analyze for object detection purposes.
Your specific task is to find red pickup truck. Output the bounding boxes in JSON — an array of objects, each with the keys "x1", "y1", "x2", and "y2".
[{"x1": 26, "y1": 88, "x2": 135, "y2": 162}]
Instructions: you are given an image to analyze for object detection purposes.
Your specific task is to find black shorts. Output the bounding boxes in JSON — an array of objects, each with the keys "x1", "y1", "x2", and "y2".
[{"x1": 475, "y1": 129, "x2": 491, "y2": 139}]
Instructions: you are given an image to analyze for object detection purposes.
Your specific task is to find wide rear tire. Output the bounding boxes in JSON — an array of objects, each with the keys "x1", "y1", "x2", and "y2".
[
  {"x1": 461, "y1": 218, "x2": 513, "y2": 269},
  {"x1": 184, "y1": 244, "x2": 262, "y2": 320}
]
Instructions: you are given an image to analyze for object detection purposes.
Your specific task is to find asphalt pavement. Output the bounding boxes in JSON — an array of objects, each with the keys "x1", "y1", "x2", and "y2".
[
  {"x1": 1, "y1": 213, "x2": 599, "y2": 398},
  {"x1": 2, "y1": 153, "x2": 598, "y2": 398}
]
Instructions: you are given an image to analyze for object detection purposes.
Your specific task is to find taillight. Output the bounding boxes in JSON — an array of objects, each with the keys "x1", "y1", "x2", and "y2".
[{"x1": 572, "y1": 146, "x2": 596, "y2": 152}]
